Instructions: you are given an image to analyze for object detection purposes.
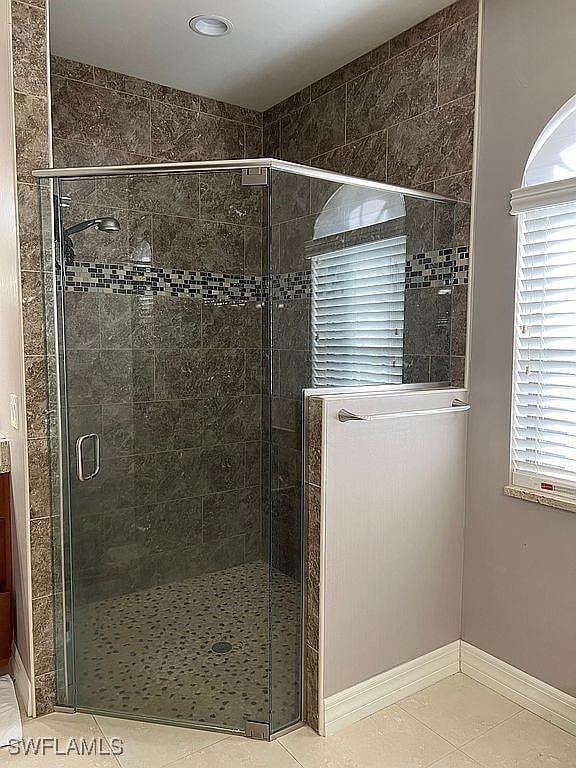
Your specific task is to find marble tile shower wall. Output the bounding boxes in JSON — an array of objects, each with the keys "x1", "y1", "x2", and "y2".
[
  {"x1": 49, "y1": 59, "x2": 269, "y2": 596},
  {"x1": 0, "y1": 48, "x2": 267, "y2": 717},
  {"x1": 50, "y1": 56, "x2": 263, "y2": 168},
  {"x1": 263, "y1": 0, "x2": 478, "y2": 385},
  {"x1": 10, "y1": 0, "x2": 55, "y2": 716},
  {"x1": 65, "y1": 294, "x2": 265, "y2": 602},
  {"x1": 57, "y1": 173, "x2": 266, "y2": 601}
]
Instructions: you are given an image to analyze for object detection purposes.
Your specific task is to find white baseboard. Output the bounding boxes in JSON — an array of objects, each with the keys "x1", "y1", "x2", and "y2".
[
  {"x1": 461, "y1": 642, "x2": 576, "y2": 737},
  {"x1": 10, "y1": 644, "x2": 32, "y2": 718},
  {"x1": 322, "y1": 641, "x2": 460, "y2": 736}
]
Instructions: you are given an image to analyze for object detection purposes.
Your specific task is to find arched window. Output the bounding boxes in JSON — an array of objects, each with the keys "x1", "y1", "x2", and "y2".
[
  {"x1": 509, "y1": 97, "x2": 576, "y2": 500},
  {"x1": 523, "y1": 94, "x2": 576, "y2": 186},
  {"x1": 313, "y1": 186, "x2": 405, "y2": 239}
]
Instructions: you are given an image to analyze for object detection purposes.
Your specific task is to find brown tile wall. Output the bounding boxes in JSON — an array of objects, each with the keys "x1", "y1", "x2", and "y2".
[
  {"x1": 264, "y1": 0, "x2": 478, "y2": 386},
  {"x1": 303, "y1": 397, "x2": 323, "y2": 732},
  {"x1": 10, "y1": 0, "x2": 55, "y2": 715},
  {"x1": 49, "y1": 63, "x2": 267, "y2": 596},
  {"x1": 57, "y1": 174, "x2": 266, "y2": 605},
  {"x1": 15, "y1": 54, "x2": 265, "y2": 715},
  {"x1": 50, "y1": 56, "x2": 262, "y2": 168}
]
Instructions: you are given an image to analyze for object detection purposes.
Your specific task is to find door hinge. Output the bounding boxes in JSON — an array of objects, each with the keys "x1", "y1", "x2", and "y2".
[
  {"x1": 244, "y1": 721, "x2": 270, "y2": 740},
  {"x1": 242, "y1": 167, "x2": 268, "y2": 186}
]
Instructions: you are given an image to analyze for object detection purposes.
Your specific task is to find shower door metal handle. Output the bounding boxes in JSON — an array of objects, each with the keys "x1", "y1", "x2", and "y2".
[
  {"x1": 337, "y1": 398, "x2": 470, "y2": 422},
  {"x1": 76, "y1": 433, "x2": 100, "y2": 481}
]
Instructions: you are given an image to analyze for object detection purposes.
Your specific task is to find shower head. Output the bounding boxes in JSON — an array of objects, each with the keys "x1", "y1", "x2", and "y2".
[{"x1": 64, "y1": 216, "x2": 121, "y2": 236}]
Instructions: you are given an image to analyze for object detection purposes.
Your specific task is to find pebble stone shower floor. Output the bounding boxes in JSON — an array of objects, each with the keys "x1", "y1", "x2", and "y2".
[{"x1": 75, "y1": 562, "x2": 301, "y2": 731}]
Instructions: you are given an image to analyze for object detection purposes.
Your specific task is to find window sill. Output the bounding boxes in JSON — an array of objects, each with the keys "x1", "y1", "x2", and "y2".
[{"x1": 504, "y1": 485, "x2": 576, "y2": 515}]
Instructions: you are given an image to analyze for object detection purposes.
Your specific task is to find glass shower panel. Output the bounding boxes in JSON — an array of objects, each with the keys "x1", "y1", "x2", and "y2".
[
  {"x1": 267, "y1": 169, "x2": 456, "y2": 730},
  {"x1": 44, "y1": 169, "x2": 271, "y2": 731},
  {"x1": 402, "y1": 195, "x2": 457, "y2": 385},
  {"x1": 268, "y1": 171, "x2": 456, "y2": 394},
  {"x1": 39, "y1": 178, "x2": 72, "y2": 709}
]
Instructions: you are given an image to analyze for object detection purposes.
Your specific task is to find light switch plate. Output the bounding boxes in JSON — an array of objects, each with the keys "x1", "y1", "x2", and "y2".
[{"x1": 9, "y1": 394, "x2": 19, "y2": 430}]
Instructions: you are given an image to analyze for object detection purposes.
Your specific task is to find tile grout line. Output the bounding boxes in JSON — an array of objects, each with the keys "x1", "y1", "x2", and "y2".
[
  {"x1": 148, "y1": 99, "x2": 152, "y2": 157},
  {"x1": 395, "y1": 696, "x2": 525, "y2": 754},
  {"x1": 427, "y1": 747, "x2": 481, "y2": 768},
  {"x1": 95, "y1": 715, "x2": 233, "y2": 768},
  {"x1": 436, "y1": 32, "x2": 441, "y2": 108},
  {"x1": 277, "y1": 738, "x2": 310, "y2": 767},
  {"x1": 385, "y1": 127, "x2": 389, "y2": 181},
  {"x1": 454, "y1": 709, "x2": 526, "y2": 753},
  {"x1": 151, "y1": 733, "x2": 234, "y2": 768},
  {"x1": 344, "y1": 82, "x2": 348, "y2": 146},
  {"x1": 11, "y1": 0, "x2": 49, "y2": 11},
  {"x1": 89, "y1": 713, "x2": 125, "y2": 768}
]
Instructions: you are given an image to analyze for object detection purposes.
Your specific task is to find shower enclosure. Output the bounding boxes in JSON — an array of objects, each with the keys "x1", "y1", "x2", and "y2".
[{"x1": 36, "y1": 159, "x2": 457, "y2": 737}]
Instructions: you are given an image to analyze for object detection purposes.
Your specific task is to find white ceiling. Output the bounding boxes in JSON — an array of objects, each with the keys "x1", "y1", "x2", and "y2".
[{"x1": 49, "y1": 0, "x2": 455, "y2": 111}]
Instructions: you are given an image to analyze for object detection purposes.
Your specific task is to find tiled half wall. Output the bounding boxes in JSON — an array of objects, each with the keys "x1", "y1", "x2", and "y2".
[{"x1": 304, "y1": 397, "x2": 323, "y2": 733}]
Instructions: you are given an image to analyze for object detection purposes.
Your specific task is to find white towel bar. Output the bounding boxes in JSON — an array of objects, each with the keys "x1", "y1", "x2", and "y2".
[{"x1": 337, "y1": 398, "x2": 470, "y2": 423}]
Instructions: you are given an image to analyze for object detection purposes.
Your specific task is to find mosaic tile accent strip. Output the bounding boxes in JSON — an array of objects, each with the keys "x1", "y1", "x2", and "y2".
[
  {"x1": 405, "y1": 247, "x2": 469, "y2": 289},
  {"x1": 271, "y1": 270, "x2": 311, "y2": 301},
  {"x1": 64, "y1": 260, "x2": 263, "y2": 303},
  {"x1": 62, "y1": 247, "x2": 470, "y2": 301},
  {"x1": 63, "y1": 260, "x2": 314, "y2": 303}
]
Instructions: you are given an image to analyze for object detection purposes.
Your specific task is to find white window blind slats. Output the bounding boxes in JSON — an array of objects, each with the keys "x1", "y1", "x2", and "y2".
[
  {"x1": 315, "y1": 258, "x2": 407, "y2": 273},
  {"x1": 313, "y1": 291, "x2": 404, "y2": 305},
  {"x1": 526, "y1": 424, "x2": 576, "y2": 440},
  {"x1": 511, "y1": 199, "x2": 576, "y2": 496},
  {"x1": 314, "y1": 240, "x2": 406, "y2": 262},
  {"x1": 312, "y1": 237, "x2": 406, "y2": 388}
]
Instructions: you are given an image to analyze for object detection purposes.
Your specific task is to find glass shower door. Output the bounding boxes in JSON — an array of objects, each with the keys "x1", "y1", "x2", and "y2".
[{"x1": 45, "y1": 168, "x2": 271, "y2": 732}]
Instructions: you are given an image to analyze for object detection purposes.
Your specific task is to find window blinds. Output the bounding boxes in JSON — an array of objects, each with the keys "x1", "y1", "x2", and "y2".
[
  {"x1": 511, "y1": 199, "x2": 576, "y2": 496},
  {"x1": 311, "y1": 237, "x2": 406, "y2": 388}
]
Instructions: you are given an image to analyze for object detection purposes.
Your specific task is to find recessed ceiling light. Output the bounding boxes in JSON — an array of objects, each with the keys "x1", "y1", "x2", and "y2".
[{"x1": 189, "y1": 15, "x2": 233, "y2": 37}]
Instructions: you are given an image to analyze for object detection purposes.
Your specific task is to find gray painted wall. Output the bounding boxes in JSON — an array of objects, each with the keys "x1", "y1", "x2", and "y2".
[{"x1": 463, "y1": 0, "x2": 576, "y2": 696}]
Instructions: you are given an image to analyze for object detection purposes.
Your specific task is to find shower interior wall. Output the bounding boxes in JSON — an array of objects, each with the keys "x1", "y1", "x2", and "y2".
[
  {"x1": 49, "y1": 62, "x2": 272, "y2": 601},
  {"x1": 58, "y1": 171, "x2": 267, "y2": 602}
]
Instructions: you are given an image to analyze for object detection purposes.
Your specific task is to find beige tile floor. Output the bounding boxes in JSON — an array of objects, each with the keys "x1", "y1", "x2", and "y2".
[{"x1": 2, "y1": 673, "x2": 576, "y2": 767}]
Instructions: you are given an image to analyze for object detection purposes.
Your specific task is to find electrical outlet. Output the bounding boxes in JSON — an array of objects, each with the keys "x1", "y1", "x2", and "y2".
[{"x1": 9, "y1": 394, "x2": 19, "y2": 430}]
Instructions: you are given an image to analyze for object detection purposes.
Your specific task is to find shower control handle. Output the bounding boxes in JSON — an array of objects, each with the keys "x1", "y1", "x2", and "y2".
[{"x1": 76, "y1": 433, "x2": 100, "y2": 482}]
